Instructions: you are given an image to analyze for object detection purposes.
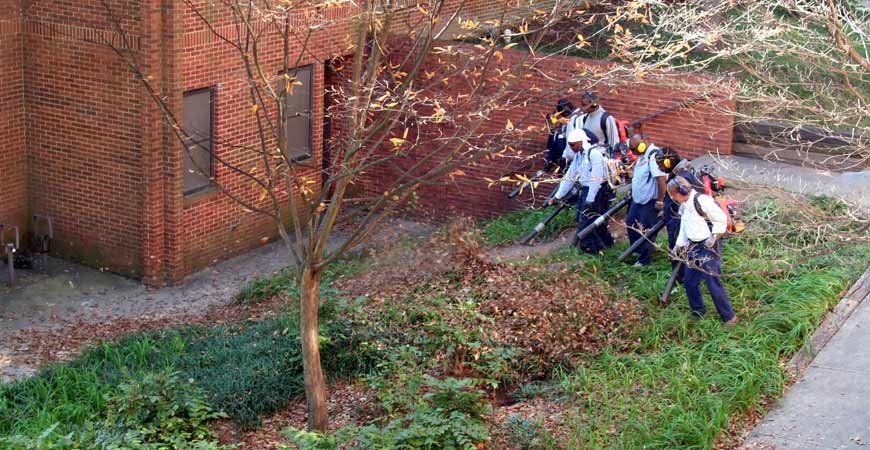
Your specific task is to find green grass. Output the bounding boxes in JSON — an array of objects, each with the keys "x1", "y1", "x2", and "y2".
[
  {"x1": 481, "y1": 206, "x2": 578, "y2": 246},
  {"x1": 3, "y1": 193, "x2": 865, "y2": 449},
  {"x1": 0, "y1": 296, "x2": 383, "y2": 445},
  {"x1": 486, "y1": 195, "x2": 869, "y2": 448},
  {"x1": 482, "y1": 189, "x2": 632, "y2": 246},
  {"x1": 235, "y1": 251, "x2": 366, "y2": 304},
  {"x1": 557, "y1": 253, "x2": 860, "y2": 449}
]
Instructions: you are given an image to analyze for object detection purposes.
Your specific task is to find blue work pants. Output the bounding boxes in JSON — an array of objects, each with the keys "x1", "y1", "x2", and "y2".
[
  {"x1": 625, "y1": 199, "x2": 660, "y2": 265},
  {"x1": 683, "y1": 243, "x2": 735, "y2": 322},
  {"x1": 575, "y1": 184, "x2": 614, "y2": 253}
]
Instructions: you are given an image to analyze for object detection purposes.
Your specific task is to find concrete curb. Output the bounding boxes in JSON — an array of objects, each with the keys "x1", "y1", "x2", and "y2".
[{"x1": 786, "y1": 269, "x2": 870, "y2": 376}]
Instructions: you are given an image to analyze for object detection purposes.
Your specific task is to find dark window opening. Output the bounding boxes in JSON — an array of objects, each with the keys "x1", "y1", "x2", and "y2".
[
  {"x1": 182, "y1": 88, "x2": 215, "y2": 195},
  {"x1": 281, "y1": 65, "x2": 313, "y2": 161}
]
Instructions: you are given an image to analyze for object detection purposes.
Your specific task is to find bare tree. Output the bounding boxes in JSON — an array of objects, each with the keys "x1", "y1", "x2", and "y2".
[
  {"x1": 97, "y1": 0, "x2": 579, "y2": 431},
  {"x1": 615, "y1": 0, "x2": 869, "y2": 169}
]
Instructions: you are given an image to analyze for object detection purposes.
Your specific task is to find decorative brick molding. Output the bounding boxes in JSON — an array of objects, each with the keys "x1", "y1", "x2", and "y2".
[
  {"x1": 0, "y1": 18, "x2": 20, "y2": 36},
  {"x1": 183, "y1": 4, "x2": 357, "y2": 48},
  {"x1": 24, "y1": 18, "x2": 141, "y2": 50}
]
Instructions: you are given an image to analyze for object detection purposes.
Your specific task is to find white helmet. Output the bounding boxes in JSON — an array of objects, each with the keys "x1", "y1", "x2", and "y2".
[{"x1": 567, "y1": 128, "x2": 588, "y2": 145}]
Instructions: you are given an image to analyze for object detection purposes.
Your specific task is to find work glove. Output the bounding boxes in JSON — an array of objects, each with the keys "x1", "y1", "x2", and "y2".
[{"x1": 703, "y1": 235, "x2": 718, "y2": 249}]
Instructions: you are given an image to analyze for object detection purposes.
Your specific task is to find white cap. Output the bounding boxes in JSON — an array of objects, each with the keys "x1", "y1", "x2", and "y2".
[{"x1": 567, "y1": 128, "x2": 588, "y2": 144}]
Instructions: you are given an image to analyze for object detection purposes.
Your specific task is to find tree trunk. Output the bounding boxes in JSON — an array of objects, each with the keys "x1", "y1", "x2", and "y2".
[{"x1": 300, "y1": 265, "x2": 328, "y2": 431}]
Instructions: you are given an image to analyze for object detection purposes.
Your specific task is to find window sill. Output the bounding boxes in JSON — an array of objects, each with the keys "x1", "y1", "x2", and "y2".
[
  {"x1": 289, "y1": 154, "x2": 315, "y2": 167},
  {"x1": 184, "y1": 186, "x2": 220, "y2": 208}
]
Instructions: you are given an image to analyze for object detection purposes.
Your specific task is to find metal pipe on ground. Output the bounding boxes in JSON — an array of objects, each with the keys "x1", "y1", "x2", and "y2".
[
  {"x1": 1, "y1": 225, "x2": 20, "y2": 286},
  {"x1": 574, "y1": 197, "x2": 631, "y2": 243},
  {"x1": 660, "y1": 262, "x2": 683, "y2": 306},
  {"x1": 617, "y1": 220, "x2": 666, "y2": 262},
  {"x1": 518, "y1": 202, "x2": 570, "y2": 245}
]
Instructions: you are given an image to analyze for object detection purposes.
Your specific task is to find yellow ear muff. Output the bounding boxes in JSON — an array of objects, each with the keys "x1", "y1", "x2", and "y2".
[
  {"x1": 637, "y1": 142, "x2": 647, "y2": 153},
  {"x1": 663, "y1": 158, "x2": 672, "y2": 169}
]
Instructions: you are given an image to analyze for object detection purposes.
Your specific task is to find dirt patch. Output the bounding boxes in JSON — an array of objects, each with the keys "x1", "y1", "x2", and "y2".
[
  {"x1": 213, "y1": 379, "x2": 571, "y2": 450},
  {"x1": 344, "y1": 218, "x2": 643, "y2": 380},
  {"x1": 485, "y1": 230, "x2": 576, "y2": 263},
  {"x1": 490, "y1": 398, "x2": 571, "y2": 450},
  {"x1": 718, "y1": 405, "x2": 769, "y2": 450},
  {"x1": 214, "y1": 382, "x2": 377, "y2": 450},
  {"x1": 332, "y1": 239, "x2": 451, "y2": 301},
  {"x1": 5, "y1": 295, "x2": 290, "y2": 371},
  {"x1": 484, "y1": 218, "x2": 630, "y2": 264}
]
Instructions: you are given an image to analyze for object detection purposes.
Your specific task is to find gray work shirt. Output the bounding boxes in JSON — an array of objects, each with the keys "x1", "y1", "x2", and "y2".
[{"x1": 631, "y1": 145, "x2": 666, "y2": 205}]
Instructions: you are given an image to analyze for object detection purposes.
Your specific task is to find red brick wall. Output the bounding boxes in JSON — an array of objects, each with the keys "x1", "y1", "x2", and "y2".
[
  {"x1": 23, "y1": 0, "x2": 147, "y2": 274},
  {"x1": 352, "y1": 42, "x2": 736, "y2": 219},
  {"x1": 0, "y1": 0, "x2": 570, "y2": 285},
  {"x1": 12, "y1": 0, "x2": 699, "y2": 284},
  {"x1": 173, "y1": 0, "x2": 517, "y2": 277},
  {"x1": 139, "y1": 0, "x2": 182, "y2": 286},
  {"x1": 0, "y1": 9, "x2": 26, "y2": 234},
  {"x1": 176, "y1": 2, "x2": 353, "y2": 275}
]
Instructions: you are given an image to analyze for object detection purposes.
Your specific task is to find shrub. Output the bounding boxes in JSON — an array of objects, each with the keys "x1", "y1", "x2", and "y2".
[
  {"x1": 0, "y1": 371, "x2": 229, "y2": 450},
  {"x1": 0, "y1": 298, "x2": 384, "y2": 443},
  {"x1": 284, "y1": 376, "x2": 491, "y2": 450},
  {"x1": 235, "y1": 268, "x2": 297, "y2": 304},
  {"x1": 87, "y1": 370, "x2": 227, "y2": 449},
  {"x1": 0, "y1": 424, "x2": 75, "y2": 450}
]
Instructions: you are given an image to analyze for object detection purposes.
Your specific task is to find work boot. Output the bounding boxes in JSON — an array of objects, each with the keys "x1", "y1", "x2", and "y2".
[
  {"x1": 579, "y1": 246, "x2": 599, "y2": 254},
  {"x1": 723, "y1": 316, "x2": 739, "y2": 328}
]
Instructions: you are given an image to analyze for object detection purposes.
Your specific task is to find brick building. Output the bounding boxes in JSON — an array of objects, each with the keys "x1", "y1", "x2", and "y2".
[
  {"x1": 357, "y1": 44, "x2": 736, "y2": 219},
  {"x1": 0, "y1": 1, "x2": 733, "y2": 286}
]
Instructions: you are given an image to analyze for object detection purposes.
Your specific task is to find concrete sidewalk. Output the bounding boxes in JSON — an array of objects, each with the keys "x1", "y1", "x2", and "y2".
[
  {"x1": 0, "y1": 218, "x2": 432, "y2": 383},
  {"x1": 0, "y1": 241, "x2": 294, "y2": 382},
  {"x1": 691, "y1": 155, "x2": 869, "y2": 215},
  {"x1": 691, "y1": 154, "x2": 870, "y2": 449},
  {"x1": 743, "y1": 272, "x2": 870, "y2": 450}
]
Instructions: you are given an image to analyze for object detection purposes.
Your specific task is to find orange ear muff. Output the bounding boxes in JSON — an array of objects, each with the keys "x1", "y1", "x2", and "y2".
[{"x1": 637, "y1": 142, "x2": 647, "y2": 153}]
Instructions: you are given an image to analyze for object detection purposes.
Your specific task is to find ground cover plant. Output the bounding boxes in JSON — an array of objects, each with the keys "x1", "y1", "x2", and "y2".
[
  {"x1": 2, "y1": 189, "x2": 866, "y2": 450},
  {"x1": 0, "y1": 291, "x2": 379, "y2": 448},
  {"x1": 480, "y1": 191, "x2": 869, "y2": 448},
  {"x1": 482, "y1": 207, "x2": 577, "y2": 246}
]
